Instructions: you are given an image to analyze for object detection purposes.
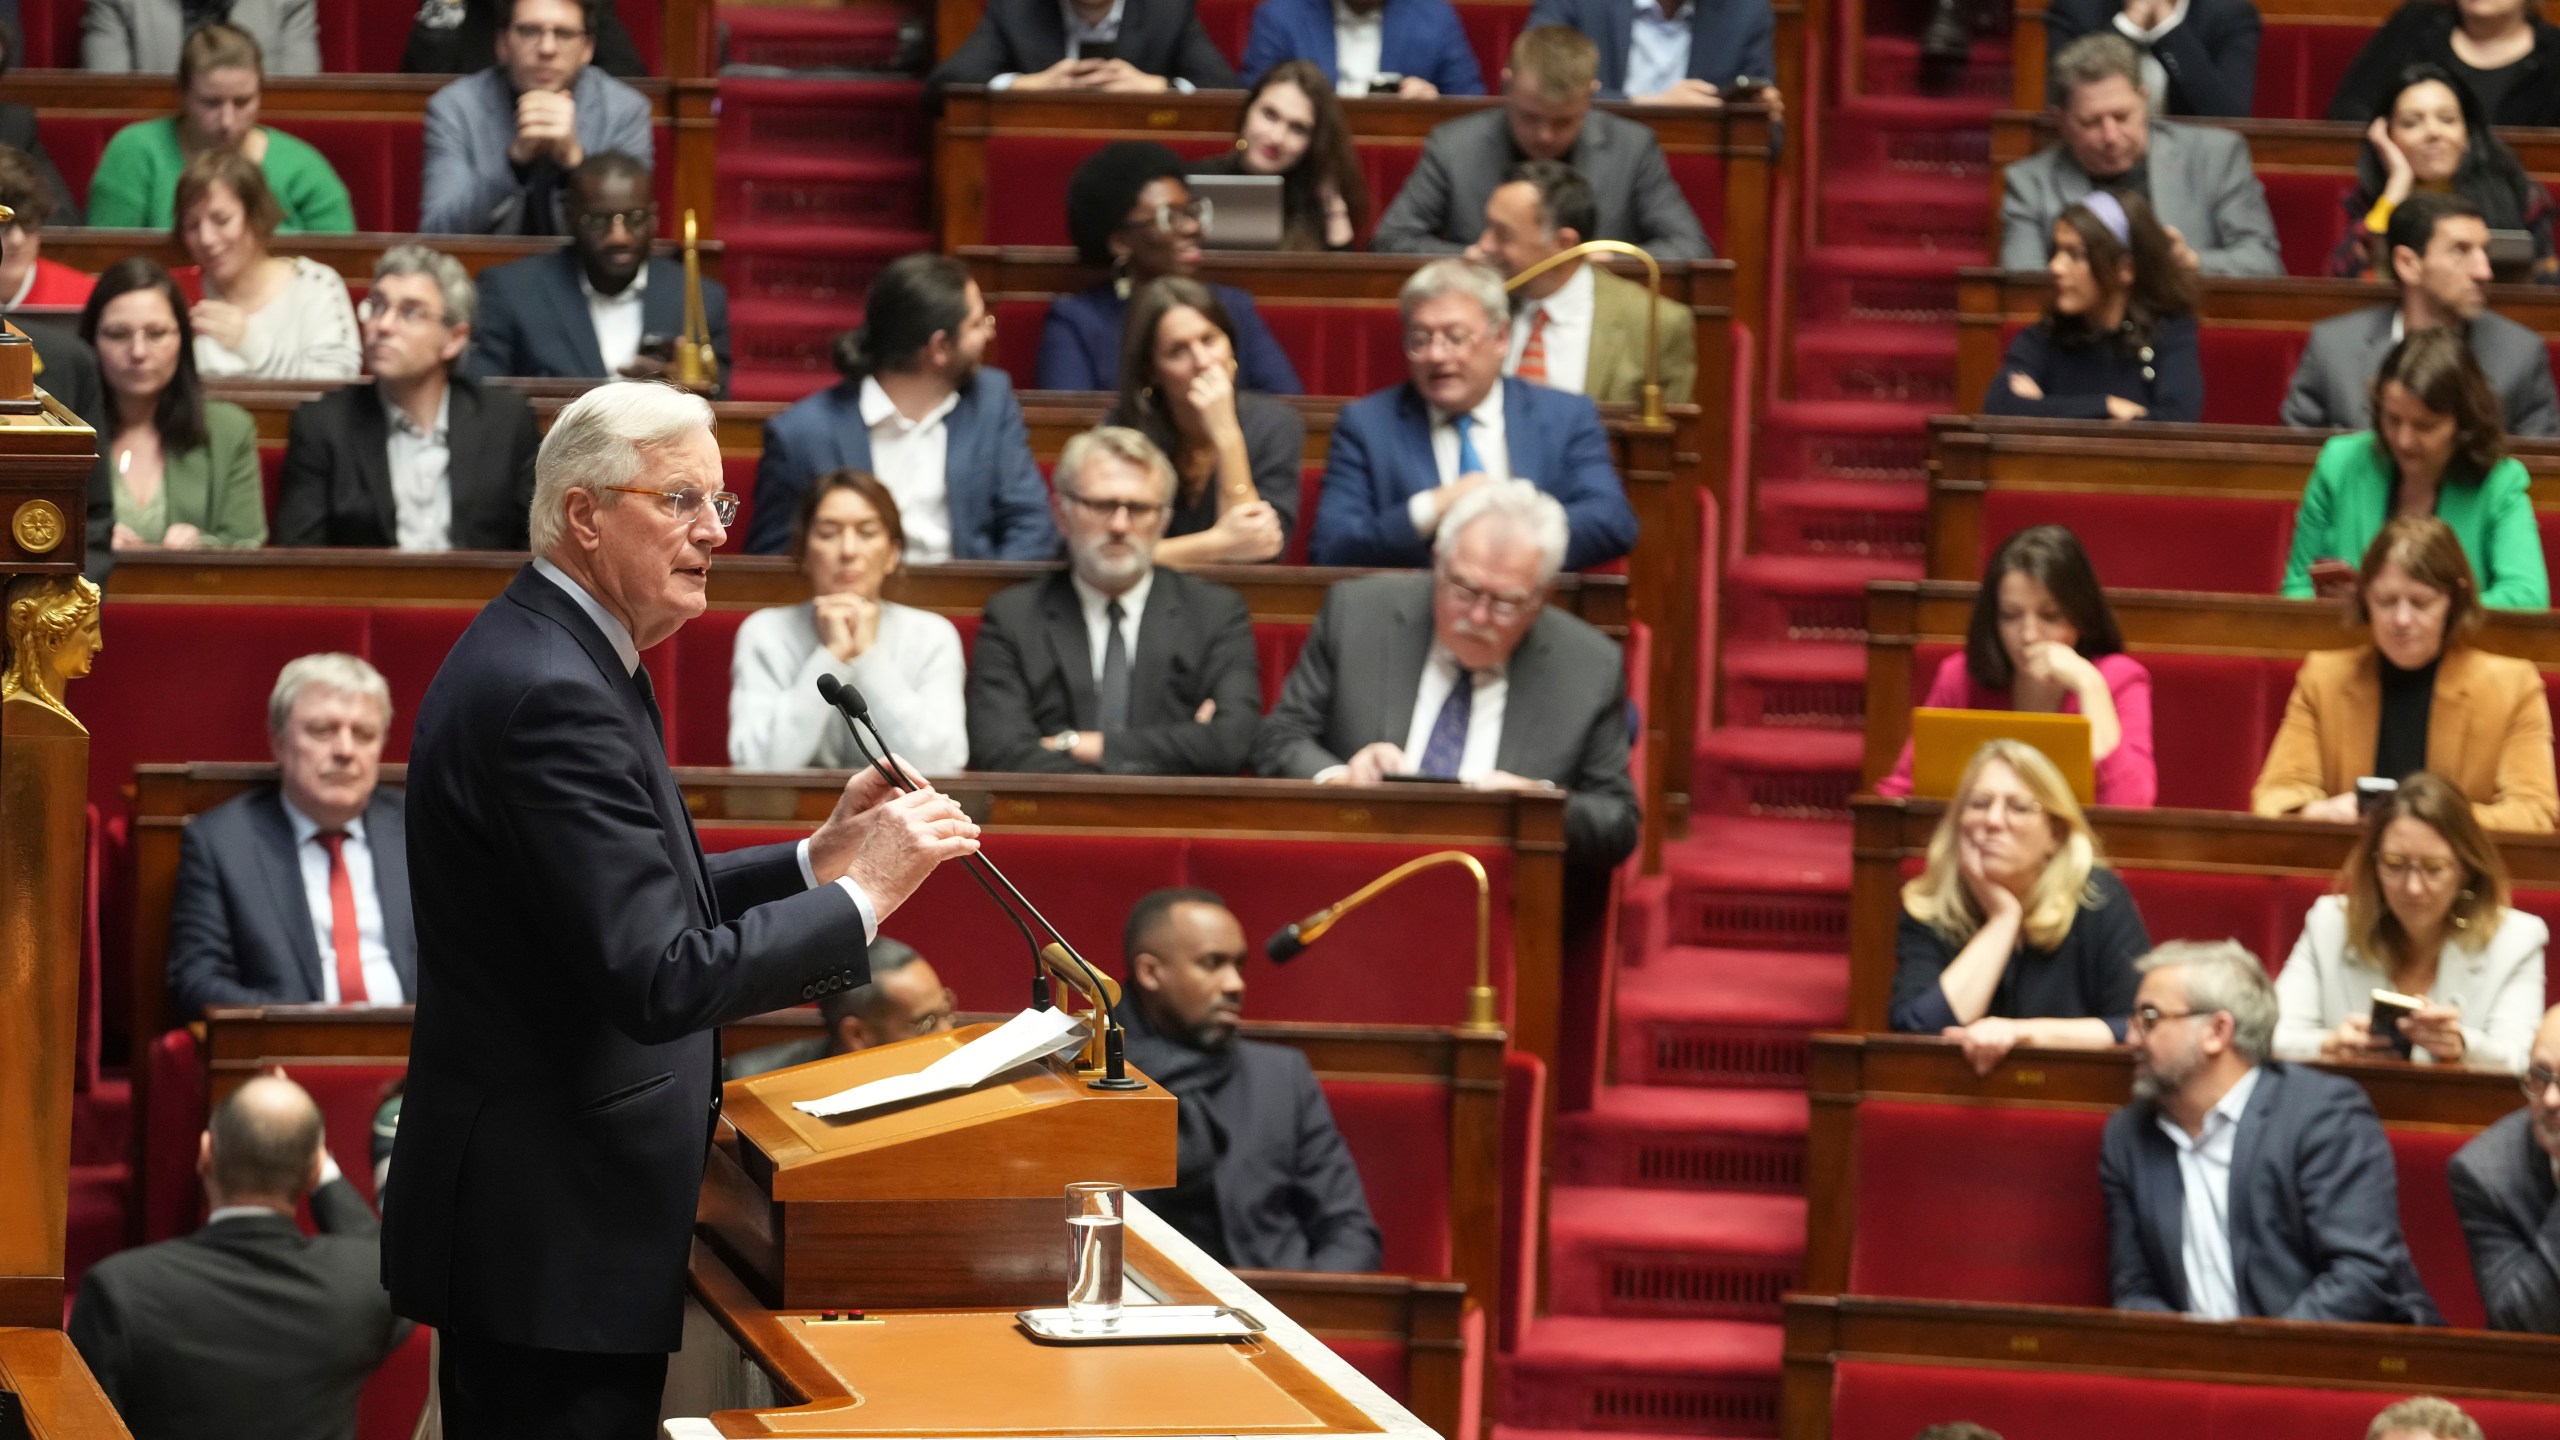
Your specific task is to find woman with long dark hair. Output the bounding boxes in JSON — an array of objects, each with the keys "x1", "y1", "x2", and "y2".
[
  {"x1": 2330, "y1": 0, "x2": 2560, "y2": 130},
  {"x1": 1189, "y1": 62, "x2": 1371, "y2": 251},
  {"x1": 1105, "y1": 276, "x2": 1302, "y2": 565},
  {"x1": 1983, "y1": 189, "x2": 2201, "y2": 421},
  {"x1": 77, "y1": 256, "x2": 264, "y2": 550},
  {"x1": 2331, "y1": 64, "x2": 2554, "y2": 282}
]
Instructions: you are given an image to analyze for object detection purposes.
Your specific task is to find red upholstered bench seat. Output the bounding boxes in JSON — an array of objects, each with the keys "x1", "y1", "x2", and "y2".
[
  {"x1": 1978, "y1": 489, "x2": 2297, "y2": 594},
  {"x1": 2249, "y1": 26, "x2": 2385, "y2": 122},
  {"x1": 1830, "y1": 1360, "x2": 2560, "y2": 1440}
]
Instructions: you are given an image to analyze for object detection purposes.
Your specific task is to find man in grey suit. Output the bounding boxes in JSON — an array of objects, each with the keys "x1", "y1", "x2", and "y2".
[
  {"x1": 167, "y1": 655, "x2": 417, "y2": 1021},
  {"x1": 421, "y1": 0, "x2": 653, "y2": 235},
  {"x1": 2449, "y1": 1004, "x2": 2560, "y2": 1333},
  {"x1": 2103, "y1": 940, "x2": 2442, "y2": 1325},
  {"x1": 1373, "y1": 25, "x2": 1711, "y2": 260},
  {"x1": 84, "y1": 0, "x2": 319, "y2": 75},
  {"x1": 2000, "y1": 33, "x2": 2281, "y2": 278},
  {"x1": 2281, "y1": 192, "x2": 2560, "y2": 436},
  {"x1": 1255, "y1": 479, "x2": 1640, "y2": 868}
]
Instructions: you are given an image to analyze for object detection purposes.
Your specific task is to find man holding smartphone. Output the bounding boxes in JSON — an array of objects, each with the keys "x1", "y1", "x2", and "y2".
[{"x1": 927, "y1": 0, "x2": 1238, "y2": 103}]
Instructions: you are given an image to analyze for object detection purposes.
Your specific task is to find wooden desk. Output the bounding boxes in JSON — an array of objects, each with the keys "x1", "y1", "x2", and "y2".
[
  {"x1": 0, "y1": 1328, "x2": 129, "y2": 1440},
  {"x1": 41, "y1": 233, "x2": 726, "y2": 289}
]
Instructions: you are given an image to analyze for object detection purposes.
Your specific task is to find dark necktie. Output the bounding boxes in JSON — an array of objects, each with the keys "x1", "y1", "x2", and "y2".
[
  {"x1": 1417, "y1": 667, "x2": 1473, "y2": 778},
  {"x1": 1097, "y1": 598, "x2": 1131, "y2": 732},
  {"x1": 632, "y1": 662, "x2": 666, "y2": 747}
]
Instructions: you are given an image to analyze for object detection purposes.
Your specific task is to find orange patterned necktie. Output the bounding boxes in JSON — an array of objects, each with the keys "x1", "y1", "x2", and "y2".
[{"x1": 1515, "y1": 308, "x2": 1550, "y2": 385}]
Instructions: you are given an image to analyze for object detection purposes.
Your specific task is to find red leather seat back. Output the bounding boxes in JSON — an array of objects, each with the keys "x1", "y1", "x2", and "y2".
[
  {"x1": 363, "y1": 609, "x2": 481, "y2": 761},
  {"x1": 1194, "y1": 0, "x2": 1253, "y2": 64},
  {"x1": 2259, "y1": 173, "x2": 2351, "y2": 278},
  {"x1": 721, "y1": 457, "x2": 760, "y2": 554},
  {"x1": 2116, "y1": 869, "x2": 2283, "y2": 964},
  {"x1": 2196, "y1": 327, "x2": 2312, "y2": 424},
  {"x1": 671, "y1": 609, "x2": 751, "y2": 768},
  {"x1": 1499, "y1": 1050, "x2": 1545, "y2": 1351},
  {"x1": 2392, "y1": 1126, "x2": 2485, "y2": 1327},
  {"x1": 2514, "y1": 888, "x2": 2560, "y2": 1004},
  {"x1": 89, "y1": 604, "x2": 370, "y2": 816},
  {"x1": 2141, "y1": 653, "x2": 2280, "y2": 811},
  {"x1": 1258, "y1": 303, "x2": 1409, "y2": 396},
  {"x1": 2250, "y1": 26, "x2": 2379, "y2": 121},
  {"x1": 292, "y1": 1063, "x2": 405, "y2": 1209},
  {"x1": 1979, "y1": 491, "x2": 2294, "y2": 595},
  {"x1": 990, "y1": 299, "x2": 1052, "y2": 385},
  {"x1": 1322, "y1": 1078, "x2": 1454, "y2": 1274},
  {"x1": 1254, "y1": 623, "x2": 1312, "y2": 709},
  {"x1": 982, "y1": 137, "x2": 1235, "y2": 248},
  {"x1": 359, "y1": 1328, "x2": 434, "y2": 1440},
  {"x1": 141, "y1": 1026, "x2": 206, "y2": 1242},
  {"x1": 1849, "y1": 1100, "x2": 2111, "y2": 1305}
]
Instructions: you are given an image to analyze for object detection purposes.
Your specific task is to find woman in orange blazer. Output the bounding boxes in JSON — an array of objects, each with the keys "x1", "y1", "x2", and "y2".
[{"x1": 2254, "y1": 515, "x2": 2557, "y2": 833}]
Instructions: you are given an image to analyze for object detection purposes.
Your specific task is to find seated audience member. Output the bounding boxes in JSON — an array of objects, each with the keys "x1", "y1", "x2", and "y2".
[
  {"x1": 730, "y1": 471, "x2": 968, "y2": 775},
  {"x1": 176, "y1": 150, "x2": 360, "y2": 381},
  {"x1": 1984, "y1": 189, "x2": 2200, "y2": 421},
  {"x1": 2041, "y1": 0, "x2": 2258, "y2": 116},
  {"x1": 0, "y1": 26, "x2": 81, "y2": 225},
  {"x1": 470, "y1": 153, "x2": 731, "y2": 394},
  {"x1": 87, "y1": 24, "x2": 353, "y2": 232},
  {"x1": 724, "y1": 940, "x2": 952, "y2": 1079},
  {"x1": 965, "y1": 427, "x2": 1261, "y2": 775},
  {"x1": 2000, "y1": 34, "x2": 2282, "y2": 277},
  {"x1": 422, "y1": 0, "x2": 652, "y2": 235},
  {"x1": 927, "y1": 0, "x2": 1235, "y2": 101},
  {"x1": 2284, "y1": 191, "x2": 2560, "y2": 437},
  {"x1": 1189, "y1": 63, "x2": 1371, "y2": 250},
  {"x1": 2449, "y1": 1004, "x2": 2560, "y2": 1331},
  {"x1": 2105, "y1": 939, "x2": 2444, "y2": 1323},
  {"x1": 2275, "y1": 772, "x2": 2546, "y2": 1070},
  {"x1": 67, "y1": 1075, "x2": 408, "y2": 1440},
  {"x1": 1524, "y1": 0, "x2": 1776, "y2": 106},
  {"x1": 1113, "y1": 888, "x2": 1385, "y2": 1270},
  {"x1": 405, "y1": 0, "x2": 648, "y2": 76},
  {"x1": 2332, "y1": 66, "x2": 2553, "y2": 282},
  {"x1": 2369, "y1": 1399, "x2": 2488, "y2": 1440},
  {"x1": 1891, "y1": 740, "x2": 2149, "y2": 1074},
  {"x1": 1105, "y1": 276, "x2": 1302, "y2": 565},
  {"x1": 2281, "y1": 331, "x2": 2547, "y2": 608},
  {"x1": 1257, "y1": 481, "x2": 1641, "y2": 868},
  {"x1": 1373, "y1": 27, "x2": 1714, "y2": 258},
  {"x1": 1312, "y1": 258, "x2": 1636, "y2": 570},
  {"x1": 275, "y1": 246, "x2": 540, "y2": 550},
  {"x1": 1039, "y1": 143, "x2": 1300, "y2": 394},
  {"x1": 747, "y1": 253, "x2": 1055, "y2": 559},
  {"x1": 2258, "y1": 518, "x2": 2555, "y2": 831},
  {"x1": 168, "y1": 655, "x2": 411, "y2": 1019},
  {"x1": 84, "y1": 0, "x2": 318, "y2": 74},
  {"x1": 1465, "y1": 159, "x2": 1699, "y2": 405},
  {"x1": 79, "y1": 259, "x2": 264, "y2": 552},
  {"x1": 1876, "y1": 525, "x2": 2155, "y2": 807},
  {"x1": 2329, "y1": 0, "x2": 2560, "y2": 130},
  {"x1": 0, "y1": 147, "x2": 92, "y2": 311},
  {"x1": 1243, "y1": 0, "x2": 1483, "y2": 96}
]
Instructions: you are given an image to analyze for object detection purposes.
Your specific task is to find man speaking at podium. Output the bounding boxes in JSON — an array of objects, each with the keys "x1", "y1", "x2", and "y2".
[{"x1": 382, "y1": 381, "x2": 983, "y2": 1440}]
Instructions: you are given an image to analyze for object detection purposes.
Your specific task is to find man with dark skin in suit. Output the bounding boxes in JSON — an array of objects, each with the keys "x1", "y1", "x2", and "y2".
[{"x1": 564, "y1": 160, "x2": 669, "y2": 381}]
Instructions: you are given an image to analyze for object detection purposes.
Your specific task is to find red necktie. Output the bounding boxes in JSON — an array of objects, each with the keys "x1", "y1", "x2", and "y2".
[
  {"x1": 1516, "y1": 308, "x2": 1550, "y2": 386},
  {"x1": 317, "y1": 831, "x2": 368, "y2": 1005}
]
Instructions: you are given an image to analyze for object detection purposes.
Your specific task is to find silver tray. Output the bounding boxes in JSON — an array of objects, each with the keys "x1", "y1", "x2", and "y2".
[{"x1": 1015, "y1": 1305, "x2": 1265, "y2": 1343}]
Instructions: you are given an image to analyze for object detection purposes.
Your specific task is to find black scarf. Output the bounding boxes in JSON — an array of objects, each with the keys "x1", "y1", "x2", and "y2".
[{"x1": 1112, "y1": 998, "x2": 1241, "y2": 1260}]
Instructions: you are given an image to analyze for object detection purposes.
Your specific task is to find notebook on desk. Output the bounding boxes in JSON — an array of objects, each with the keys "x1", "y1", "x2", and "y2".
[{"x1": 1909, "y1": 708, "x2": 2095, "y2": 806}]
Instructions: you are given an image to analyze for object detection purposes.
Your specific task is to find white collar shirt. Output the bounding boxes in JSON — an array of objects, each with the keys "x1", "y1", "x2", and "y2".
[
  {"x1": 1332, "y1": 0, "x2": 1385, "y2": 94},
  {"x1": 579, "y1": 263, "x2": 648, "y2": 378},
  {"x1": 2114, "y1": 0, "x2": 2194, "y2": 112},
  {"x1": 1412, "y1": 383, "x2": 1512, "y2": 535},
  {"x1": 1507, "y1": 263, "x2": 1596, "y2": 396},
  {"x1": 1070, "y1": 568, "x2": 1154, "y2": 686},
  {"x1": 281, "y1": 796, "x2": 404, "y2": 1006},
  {"x1": 2155, "y1": 1063, "x2": 2262, "y2": 1320},
  {"x1": 1399, "y1": 642, "x2": 1508, "y2": 780},
  {"x1": 1626, "y1": 0, "x2": 1694, "y2": 98},
  {"x1": 857, "y1": 377, "x2": 960, "y2": 564},
  {"x1": 385, "y1": 386, "x2": 455, "y2": 554},
  {"x1": 3, "y1": 263, "x2": 35, "y2": 311}
]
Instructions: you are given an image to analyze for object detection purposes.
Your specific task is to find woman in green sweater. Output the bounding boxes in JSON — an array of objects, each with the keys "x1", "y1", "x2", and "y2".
[
  {"x1": 85, "y1": 22, "x2": 354, "y2": 234},
  {"x1": 2282, "y1": 326, "x2": 2548, "y2": 609},
  {"x1": 77, "y1": 257, "x2": 265, "y2": 551}
]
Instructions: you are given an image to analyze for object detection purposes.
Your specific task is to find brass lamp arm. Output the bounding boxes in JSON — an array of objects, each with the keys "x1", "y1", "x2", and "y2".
[{"x1": 1500, "y1": 239, "x2": 1668, "y2": 428}]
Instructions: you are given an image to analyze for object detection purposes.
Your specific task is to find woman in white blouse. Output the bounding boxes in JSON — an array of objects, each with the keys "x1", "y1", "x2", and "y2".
[
  {"x1": 2275, "y1": 770, "x2": 2548, "y2": 1072},
  {"x1": 730, "y1": 469, "x2": 968, "y2": 774},
  {"x1": 175, "y1": 146, "x2": 358, "y2": 381}
]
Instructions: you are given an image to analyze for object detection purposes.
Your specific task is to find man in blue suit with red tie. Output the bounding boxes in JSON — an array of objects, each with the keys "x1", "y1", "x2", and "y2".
[{"x1": 1310, "y1": 257, "x2": 1636, "y2": 572}]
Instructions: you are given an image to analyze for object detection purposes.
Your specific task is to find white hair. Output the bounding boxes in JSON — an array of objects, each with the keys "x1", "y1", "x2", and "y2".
[
  {"x1": 1399, "y1": 256, "x2": 1510, "y2": 333},
  {"x1": 1436, "y1": 479, "x2": 1569, "y2": 586},
  {"x1": 372, "y1": 243, "x2": 476, "y2": 331},
  {"x1": 529, "y1": 382, "x2": 717, "y2": 555},
  {"x1": 268, "y1": 653, "x2": 390, "y2": 738},
  {"x1": 1056, "y1": 424, "x2": 1177, "y2": 502}
]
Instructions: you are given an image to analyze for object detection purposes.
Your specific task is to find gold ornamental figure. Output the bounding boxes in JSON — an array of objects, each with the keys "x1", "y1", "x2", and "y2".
[{"x1": 1, "y1": 574, "x2": 102, "y2": 733}]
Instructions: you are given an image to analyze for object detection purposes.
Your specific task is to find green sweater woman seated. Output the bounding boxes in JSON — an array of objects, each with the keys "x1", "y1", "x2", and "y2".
[
  {"x1": 85, "y1": 23, "x2": 354, "y2": 234},
  {"x1": 2282, "y1": 326, "x2": 2548, "y2": 610},
  {"x1": 78, "y1": 258, "x2": 266, "y2": 552}
]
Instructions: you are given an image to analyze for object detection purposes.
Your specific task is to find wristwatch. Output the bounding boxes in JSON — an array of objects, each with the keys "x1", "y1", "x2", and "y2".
[{"x1": 1046, "y1": 729, "x2": 1082, "y2": 752}]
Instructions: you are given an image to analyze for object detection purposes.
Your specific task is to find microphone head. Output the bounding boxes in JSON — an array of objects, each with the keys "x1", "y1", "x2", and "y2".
[
  {"x1": 814, "y1": 673, "x2": 844, "y2": 707},
  {"x1": 1264, "y1": 924, "x2": 1307, "y2": 964},
  {"x1": 835, "y1": 678, "x2": 874, "y2": 720}
]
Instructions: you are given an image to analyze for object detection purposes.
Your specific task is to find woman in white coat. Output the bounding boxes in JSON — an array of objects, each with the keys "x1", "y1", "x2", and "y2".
[{"x1": 2275, "y1": 770, "x2": 2547, "y2": 1071}]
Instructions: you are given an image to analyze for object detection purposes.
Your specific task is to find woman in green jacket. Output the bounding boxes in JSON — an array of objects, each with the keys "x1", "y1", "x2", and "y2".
[
  {"x1": 85, "y1": 23, "x2": 354, "y2": 234},
  {"x1": 2282, "y1": 326, "x2": 2547, "y2": 609},
  {"x1": 78, "y1": 257, "x2": 265, "y2": 551}
]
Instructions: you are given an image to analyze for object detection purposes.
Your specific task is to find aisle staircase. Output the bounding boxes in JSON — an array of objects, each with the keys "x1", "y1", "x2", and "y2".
[{"x1": 1497, "y1": 5, "x2": 2012, "y2": 1433}]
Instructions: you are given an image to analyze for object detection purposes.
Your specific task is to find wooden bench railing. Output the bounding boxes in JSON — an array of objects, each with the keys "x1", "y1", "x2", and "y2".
[{"x1": 41, "y1": 233, "x2": 724, "y2": 289}]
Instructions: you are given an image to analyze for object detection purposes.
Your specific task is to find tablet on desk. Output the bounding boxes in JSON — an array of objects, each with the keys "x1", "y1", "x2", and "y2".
[
  {"x1": 1189, "y1": 174, "x2": 1284, "y2": 250},
  {"x1": 1908, "y1": 708, "x2": 2095, "y2": 805}
]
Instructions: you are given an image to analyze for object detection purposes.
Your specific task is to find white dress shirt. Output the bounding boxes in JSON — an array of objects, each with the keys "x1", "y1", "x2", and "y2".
[
  {"x1": 990, "y1": 0, "x2": 1199, "y2": 90},
  {"x1": 1506, "y1": 263, "x2": 1596, "y2": 396},
  {"x1": 2157, "y1": 1063, "x2": 2262, "y2": 1320},
  {"x1": 1626, "y1": 0, "x2": 1695, "y2": 97},
  {"x1": 5, "y1": 264, "x2": 35, "y2": 311},
  {"x1": 857, "y1": 376, "x2": 960, "y2": 564},
  {"x1": 532, "y1": 558, "x2": 880, "y2": 939},
  {"x1": 281, "y1": 797, "x2": 404, "y2": 1006},
  {"x1": 1333, "y1": 0, "x2": 1385, "y2": 93},
  {"x1": 2115, "y1": 0, "x2": 2193, "y2": 112},
  {"x1": 1071, "y1": 568, "x2": 1153, "y2": 685},
  {"x1": 581, "y1": 263, "x2": 649, "y2": 378},
  {"x1": 1410, "y1": 384, "x2": 1512, "y2": 535},
  {"x1": 1399, "y1": 644, "x2": 1508, "y2": 780},
  {"x1": 385, "y1": 386, "x2": 454, "y2": 554}
]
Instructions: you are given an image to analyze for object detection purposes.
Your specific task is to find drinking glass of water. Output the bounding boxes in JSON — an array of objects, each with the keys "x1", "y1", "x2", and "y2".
[{"x1": 1065, "y1": 1181, "x2": 1126, "y2": 1329}]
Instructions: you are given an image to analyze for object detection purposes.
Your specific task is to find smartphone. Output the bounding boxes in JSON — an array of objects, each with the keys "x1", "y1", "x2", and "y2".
[
  {"x1": 1727, "y1": 74, "x2": 1773, "y2": 99},
  {"x1": 2369, "y1": 988, "x2": 2423, "y2": 1059},
  {"x1": 1077, "y1": 39, "x2": 1118, "y2": 62},
  {"x1": 1386, "y1": 773, "x2": 1466, "y2": 784},
  {"x1": 2355, "y1": 775, "x2": 2399, "y2": 816},
  {"x1": 1368, "y1": 72, "x2": 1406, "y2": 94},
  {"x1": 635, "y1": 333, "x2": 677, "y2": 364}
]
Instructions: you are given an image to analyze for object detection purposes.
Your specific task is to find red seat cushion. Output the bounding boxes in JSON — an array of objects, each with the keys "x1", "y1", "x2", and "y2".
[
  {"x1": 2259, "y1": 173, "x2": 2353, "y2": 279},
  {"x1": 90, "y1": 603, "x2": 371, "y2": 815},
  {"x1": 2392, "y1": 1126, "x2": 2484, "y2": 1327},
  {"x1": 2140, "y1": 653, "x2": 2281, "y2": 811},
  {"x1": 1848, "y1": 1100, "x2": 2112, "y2": 1306},
  {"x1": 2116, "y1": 869, "x2": 2283, "y2": 966},
  {"x1": 141, "y1": 1026, "x2": 206, "y2": 1242},
  {"x1": 1980, "y1": 490, "x2": 2295, "y2": 595},
  {"x1": 2195, "y1": 327, "x2": 2312, "y2": 424},
  {"x1": 1323, "y1": 1078, "x2": 1454, "y2": 1274},
  {"x1": 362, "y1": 610, "x2": 481, "y2": 762},
  {"x1": 671, "y1": 609, "x2": 751, "y2": 768}
]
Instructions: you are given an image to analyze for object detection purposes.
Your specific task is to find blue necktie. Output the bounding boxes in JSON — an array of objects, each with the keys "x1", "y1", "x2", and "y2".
[
  {"x1": 1417, "y1": 668, "x2": 1473, "y2": 778},
  {"x1": 1453, "y1": 414, "x2": 1484, "y2": 478}
]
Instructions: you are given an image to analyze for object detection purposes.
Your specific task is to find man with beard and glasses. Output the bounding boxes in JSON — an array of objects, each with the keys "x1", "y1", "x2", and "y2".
[
  {"x1": 964, "y1": 426, "x2": 1262, "y2": 774},
  {"x1": 2101, "y1": 939, "x2": 2441, "y2": 1324},
  {"x1": 1111, "y1": 888, "x2": 1383, "y2": 1271},
  {"x1": 2448, "y1": 1004, "x2": 2560, "y2": 1332}
]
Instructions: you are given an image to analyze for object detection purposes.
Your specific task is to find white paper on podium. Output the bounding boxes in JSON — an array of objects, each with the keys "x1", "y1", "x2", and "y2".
[{"x1": 790, "y1": 1006, "x2": 1089, "y2": 1119}]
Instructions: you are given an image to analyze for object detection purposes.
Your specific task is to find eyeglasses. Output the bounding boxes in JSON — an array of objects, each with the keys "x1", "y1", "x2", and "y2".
[
  {"x1": 1405, "y1": 327, "x2": 1488, "y2": 358},
  {"x1": 2129, "y1": 1004, "x2": 2208, "y2": 1033},
  {"x1": 508, "y1": 22, "x2": 588, "y2": 44},
  {"x1": 2376, "y1": 853, "x2": 2459, "y2": 882},
  {"x1": 95, "y1": 324, "x2": 179, "y2": 346},
  {"x1": 359, "y1": 295, "x2": 449, "y2": 329},
  {"x1": 2522, "y1": 1064, "x2": 2560, "y2": 1098},
  {"x1": 1962, "y1": 792, "x2": 2045, "y2": 820},
  {"x1": 601, "y1": 485, "x2": 740, "y2": 526},
  {"x1": 574, "y1": 206, "x2": 655, "y2": 239},
  {"x1": 1056, "y1": 490, "x2": 1169, "y2": 525},
  {"x1": 1439, "y1": 569, "x2": 1538, "y2": 621},
  {"x1": 1124, "y1": 199, "x2": 1211, "y2": 235}
]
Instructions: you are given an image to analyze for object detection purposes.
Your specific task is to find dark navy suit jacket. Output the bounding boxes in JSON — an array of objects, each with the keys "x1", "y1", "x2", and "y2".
[
  {"x1": 1309, "y1": 376, "x2": 1637, "y2": 570},
  {"x1": 166, "y1": 786, "x2": 417, "y2": 1021},
  {"x1": 1242, "y1": 0, "x2": 1485, "y2": 94},
  {"x1": 383, "y1": 567, "x2": 870, "y2": 1352},
  {"x1": 1035, "y1": 282, "x2": 1302, "y2": 395},
  {"x1": 744, "y1": 371, "x2": 1062, "y2": 557},
  {"x1": 1524, "y1": 0, "x2": 1774, "y2": 97},
  {"x1": 467, "y1": 251, "x2": 733, "y2": 399}
]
